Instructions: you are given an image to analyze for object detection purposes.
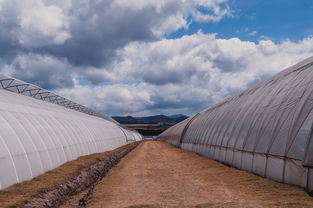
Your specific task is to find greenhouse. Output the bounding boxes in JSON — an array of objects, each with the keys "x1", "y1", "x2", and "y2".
[
  {"x1": 0, "y1": 74, "x2": 142, "y2": 190},
  {"x1": 158, "y1": 56, "x2": 313, "y2": 194}
]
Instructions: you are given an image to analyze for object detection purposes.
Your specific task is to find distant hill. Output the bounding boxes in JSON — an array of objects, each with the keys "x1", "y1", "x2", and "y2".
[{"x1": 113, "y1": 114, "x2": 188, "y2": 124}]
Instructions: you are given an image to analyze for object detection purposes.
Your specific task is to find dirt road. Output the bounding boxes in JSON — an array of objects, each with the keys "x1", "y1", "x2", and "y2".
[{"x1": 88, "y1": 141, "x2": 313, "y2": 208}]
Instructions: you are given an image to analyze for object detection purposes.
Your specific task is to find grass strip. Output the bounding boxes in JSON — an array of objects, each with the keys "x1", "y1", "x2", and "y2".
[{"x1": 0, "y1": 142, "x2": 139, "y2": 208}]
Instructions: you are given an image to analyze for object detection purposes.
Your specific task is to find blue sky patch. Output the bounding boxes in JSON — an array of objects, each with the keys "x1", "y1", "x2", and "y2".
[{"x1": 167, "y1": 0, "x2": 313, "y2": 43}]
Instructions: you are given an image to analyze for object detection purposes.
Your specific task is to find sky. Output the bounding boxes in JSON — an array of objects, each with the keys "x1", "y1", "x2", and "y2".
[{"x1": 0, "y1": 0, "x2": 313, "y2": 117}]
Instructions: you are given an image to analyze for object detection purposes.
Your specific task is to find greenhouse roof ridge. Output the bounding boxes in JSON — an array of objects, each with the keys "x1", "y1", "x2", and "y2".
[{"x1": 0, "y1": 73, "x2": 117, "y2": 124}]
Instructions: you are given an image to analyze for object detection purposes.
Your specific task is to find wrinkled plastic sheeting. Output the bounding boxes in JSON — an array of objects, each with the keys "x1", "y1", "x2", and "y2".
[
  {"x1": 158, "y1": 56, "x2": 313, "y2": 192},
  {"x1": 0, "y1": 88, "x2": 141, "y2": 190}
]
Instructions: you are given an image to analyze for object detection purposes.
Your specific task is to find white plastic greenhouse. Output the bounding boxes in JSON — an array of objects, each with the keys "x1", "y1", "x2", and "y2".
[
  {"x1": 0, "y1": 74, "x2": 142, "y2": 190},
  {"x1": 158, "y1": 56, "x2": 313, "y2": 195}
]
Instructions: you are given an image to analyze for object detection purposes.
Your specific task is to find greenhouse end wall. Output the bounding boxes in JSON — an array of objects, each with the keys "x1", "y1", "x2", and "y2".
[
  {"x1": 158, "y1": 56, "x2": 313, "y2": 195},
  {"x1": 0, "y1": 75, "x2": 142, "y2": 190}
]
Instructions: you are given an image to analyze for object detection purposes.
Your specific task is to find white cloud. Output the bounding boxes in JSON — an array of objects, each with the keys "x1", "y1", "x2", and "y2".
[
  {"x1": 57, "y1": 82, "x2": 154, "y2": 116},
  {"x1": 0, "y1": 0, "x2": 233, "y2": 69},
  {"x1": 106, "y1": 33, "x2": 313, "y2": 87},
  {"x1": 0, "y1": 0, "x2": 312, "y2": 116},
  {"x1": 111, "y1": 0, "x2": 167, "y2": 11},
  {"x1": 112, "y1": 0, "x2": 231, "y2": 36},
  {"x1": 18, "y1": 0, "x2": 71, "y2": 47},
  {"x1": 0, "y1": 0, "x2": 230, "y2": 49},
  {"x1": 67, "y1": 33, "x2": 313, "y2": 116},
  {"x1": 191, "y1": 0, "x2": 231, "y2": 22},
  {"x1": 248, "y1": 30, "x2": 257, "y2": 36}
]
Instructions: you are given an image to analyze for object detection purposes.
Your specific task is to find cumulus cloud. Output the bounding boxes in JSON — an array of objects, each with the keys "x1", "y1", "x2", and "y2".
[
  {"x1": 0, "y1": 0, "x2": 71, "y2": 48},
  {"x1": 0, "y1": 0, "x2": 232, "y2": 91},
  {"x1": 58, "y1": 33, "x2": 313, "y2": 116},
  {"x1": 190, "y1": 0, "x2": 231, "y2": 22},
  {"x1": 0, "y1": 0, "x2": 230, "y2": 67},
  {"x1": 111, "y1": 0, "x2": 231, "y2": 34},
  {"x1": 0, "y1": 0, "x2": 313, "y2": 116},
  {"x1": 103, "y1": 33, "x2": 313, "y2": 86},
  {"x1": 57, "y1": 82, "x2": 154, "y2": 116},
  {"x1": 57, "y1": 81, "x2": 213, "y2": 116},
  {"x1": 3, "y1": 53, "x2": 74, "y2": 89},
  {"x1": 18, "y1": 2, "x2": 71, "y2": 47}
]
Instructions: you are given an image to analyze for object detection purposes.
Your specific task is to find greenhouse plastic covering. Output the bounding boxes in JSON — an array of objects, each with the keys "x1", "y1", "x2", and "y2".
[
  {"x1": 158, "y1": 56, "x2": 313, "y2": 195},
  {"x1": 0, "y1": 74, "x2": 142, "y2": 190}
]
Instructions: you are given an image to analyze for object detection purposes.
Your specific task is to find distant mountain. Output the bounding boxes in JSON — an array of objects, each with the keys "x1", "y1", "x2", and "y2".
[
  {"x1": 112, "y1": 116, "x2": 138, "y2": 124},
  {"x1": 113, "y1": 114, "x2": 188, "y2": 124}
]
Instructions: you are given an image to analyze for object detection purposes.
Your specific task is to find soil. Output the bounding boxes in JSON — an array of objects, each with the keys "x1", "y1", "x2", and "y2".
[{"x1": 88, "y1": 141, "x2": 313, "y2": 208}]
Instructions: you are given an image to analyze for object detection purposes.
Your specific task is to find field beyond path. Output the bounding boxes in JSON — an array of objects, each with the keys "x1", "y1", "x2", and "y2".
[{"x1": 88, "y1": 141, "x2": 313, "y2": 208}]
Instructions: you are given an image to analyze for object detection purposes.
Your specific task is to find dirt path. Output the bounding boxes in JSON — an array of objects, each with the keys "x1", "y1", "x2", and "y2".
[{"x1": 88, "y1": 141, "x2": 313, "y2": 208}]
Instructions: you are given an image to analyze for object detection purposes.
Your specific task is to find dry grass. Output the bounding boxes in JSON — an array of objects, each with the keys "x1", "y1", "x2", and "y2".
[
  {"x1": 0, "y1": 143, "x2": 138, "y2": 208},
  {"x1": 209, "y1": 163, "x2": 313, "y2": 207}
]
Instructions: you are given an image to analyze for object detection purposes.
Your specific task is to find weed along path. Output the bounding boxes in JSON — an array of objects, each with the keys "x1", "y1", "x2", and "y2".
[{"x1": 88, "y1": 141, "x2": 313, "y2": 208}]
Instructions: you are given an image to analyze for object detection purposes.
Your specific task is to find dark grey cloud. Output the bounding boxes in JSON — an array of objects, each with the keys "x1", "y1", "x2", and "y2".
[
  {"x1": 0, "y1": 0, "x2": 231, "y2": 91},
  {"x1": 213, "y1": 56, "x2": 248, "y2": 72},
  {"x1": 149, "y1": 93, "x2": 214, "y2": 115},
  {"x1": 37, "y1": 1, "x2": 158, "y2": 67},
  {"x1": 5, "y1": 0, "x2": 308, "y2": 116},
  {"x1": 0, "y1": 12, "x2": 22, "y2": 60},
  {"x1": 9, "y1": 54, "x2": 74, "y2": 90}
]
